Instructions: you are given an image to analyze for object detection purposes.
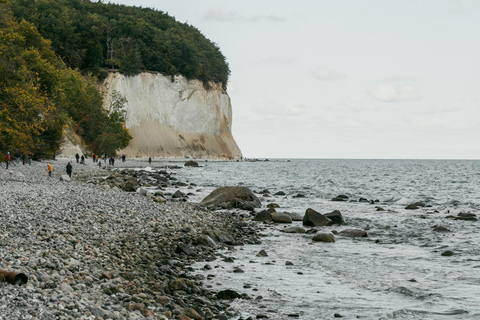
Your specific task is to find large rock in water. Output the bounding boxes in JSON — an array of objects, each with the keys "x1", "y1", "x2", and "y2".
[
  {"x1": 303, "y1": 208, "x2": 332, "y2": 226},
  {"x1": 200, "y1": 186, "x2": 261, "y2": 210}
]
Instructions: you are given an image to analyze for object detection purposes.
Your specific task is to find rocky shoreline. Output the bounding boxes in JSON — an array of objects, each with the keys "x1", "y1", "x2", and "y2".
[{"x1": 0, "y1": 158, "x2": 260, "y2": 320}]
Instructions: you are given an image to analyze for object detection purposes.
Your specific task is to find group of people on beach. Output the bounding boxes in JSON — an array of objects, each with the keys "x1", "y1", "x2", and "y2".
[{"x1": 3, "y1": 152, "x2": 33, "y2": 169}]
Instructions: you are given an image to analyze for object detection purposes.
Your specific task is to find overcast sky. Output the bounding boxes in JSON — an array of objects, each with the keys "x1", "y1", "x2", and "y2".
[{"x1": 110, "y1": 0, "x2": 480, "y2": 159}]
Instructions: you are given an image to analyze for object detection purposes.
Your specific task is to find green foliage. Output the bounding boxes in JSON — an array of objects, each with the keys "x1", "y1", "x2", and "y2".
[
  {"x1": 10, "y1": 0, "x2": 230, "y2": 89},
  {"x1": 0, "y1": 2, "x2": 131, "y2": 158}
]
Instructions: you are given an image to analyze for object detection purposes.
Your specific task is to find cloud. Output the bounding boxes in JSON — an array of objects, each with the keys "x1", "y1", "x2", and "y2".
[
  {"x1": 252, "y1": 99, "x2": 308, "y2": 120},
  {"x1": 311, "y1": 66, "x2": 346, "y2": 81},
  {"x1": 367, "y1": 78, "x2": 421, "y2": 102},
  {"x1": 339, "y1": 98, "x2": 364, "y2": 112},
  {"x1": 258, "y1": 56, "x2": 297, "y2": 65},
  {"x1": 204, "y1": 7, "x2": 285, "y2": 22},
  {"x1": 405, "y1": 116, "x2": 469, "y2": 131}
]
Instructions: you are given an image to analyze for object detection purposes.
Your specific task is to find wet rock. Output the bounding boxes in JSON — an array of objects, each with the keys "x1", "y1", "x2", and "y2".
[
  {"x1": 292, "y1": 193, "x2": 305, "y2": 198},
  {"x1": 253, "y1": 210, "x2": 273, "y2": 222},
  {"x1": 441, "y1": 250, "x2": 454, "y2": 256},
  {"x1": 455, "y1": 212, "x2": 477, "y2": 221},
  {"x1": 432, "y1": 225, "x2": 450, "y2": 232},
  {"x1": 233, "y1": 267, "x2": 244, "y2": 273},
  {"x1": 337, "y1": 229, "x2": 368, "y2": 238},
  {"x1": 312, "y1": 233, "x2": 335, "y2": 243},
  {"x1": 175, "y1": 243, "x2": 196, "y2": 256},
  {"x1": 182, "y1": 307, "x2": 204, "y2": 320},
  {"x1": 281, "y1": 227, "x2": 306, "y2": 234},
  {"x1": 331, "y1": 194, "x2": 349, "y2": 202},
  {"x1": 172, "y1": 190, "x2": 186, "y2": 198},
  {"x1": 324, "y1": 210, "x2": 345, "y2": 225},
  {"x1": 271, "y1": 212, "x2": 292, "y2": 224},
  {"x1": 405, "y1": 202, "x2": 426, "y2": 210},
  {"x1": 274, "y1": 191, "x2": 286, "y2": 196},
  {"x1": 303, "y1": 208, "x2": 332, "y2": 227},
  {"x1": 169, "y1": 278, "x2": 188, "y2": 291},
  {"x1": 184, "y1": 160, "x2": 199, "y2": 167},
  {"x1": 194, "y1": 235, "x2": 217, "y2": 247},
  {"x1": 257, "y1": 250, "x2": 268, "y2": 257},
  {"x1": 284, "y1": 212, "x2": 303, "y2": 221},
  {"x1": 267, "y1": 203, "x2": 280, "y2": 208},
  {"x1": 200, "y1": 186, "x2": 261, "y2": 210},
  {"x1": 216, "y1": 289, "x2": 242, "y2": 300}
]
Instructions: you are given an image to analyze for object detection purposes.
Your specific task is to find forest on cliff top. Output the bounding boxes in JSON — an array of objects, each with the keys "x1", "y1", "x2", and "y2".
[
  {"x1": 1, "y1": 0, "x2": 229, "y2": 159},
  {"x1": 10, "y1": 0, "x2": 230, "y2": 88}
]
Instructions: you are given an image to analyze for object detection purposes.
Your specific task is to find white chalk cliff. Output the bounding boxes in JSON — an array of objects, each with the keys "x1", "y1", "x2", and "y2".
[{"x1": 101, "y1": 72, "x2": 242, "y2": 159}]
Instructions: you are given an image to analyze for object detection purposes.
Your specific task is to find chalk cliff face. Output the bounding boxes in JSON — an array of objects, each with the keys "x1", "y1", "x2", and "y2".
[{"x1": 101, "y1": 72, "x2": 242, "y2": 159}]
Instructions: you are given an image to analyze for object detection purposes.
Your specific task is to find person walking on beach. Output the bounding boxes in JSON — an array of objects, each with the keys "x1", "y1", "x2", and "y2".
[
  {"x1": 148, "y1": 157, "x2": 152, "y2": 164},
  {"x1": 5, "y1": 152, "x2": 10, "y2": 169},
  {"x1": 66, "y1": 162, "x2": 72, "y2": 178},
  {"x1": 75, "y1": 153, "x2": 80, "y2": 163},
  {"x1": 47, "y1": 163, "x2": 53, "y2": 177},
  {"x1": 122, "y1": 155, "x2": 126, "y2": 162},
  {"x1": 80, "y1": 155, "x2": 85, "y2": 164}
]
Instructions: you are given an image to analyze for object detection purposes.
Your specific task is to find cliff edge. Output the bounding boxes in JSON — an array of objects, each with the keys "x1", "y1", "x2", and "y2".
[{"x1": 101, "y1": 72, "x2": 242, "y2": 159}]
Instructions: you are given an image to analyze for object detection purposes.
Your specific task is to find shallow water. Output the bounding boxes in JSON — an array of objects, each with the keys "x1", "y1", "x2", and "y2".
[{"x1": 162, "y1": 159, "x2": 480, "y2": 319}]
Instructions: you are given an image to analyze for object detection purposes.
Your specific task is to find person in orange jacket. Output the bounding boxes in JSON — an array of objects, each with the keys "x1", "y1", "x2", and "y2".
[{"x1": 47, "y1": 163, "x2": 53, "y2": 177}]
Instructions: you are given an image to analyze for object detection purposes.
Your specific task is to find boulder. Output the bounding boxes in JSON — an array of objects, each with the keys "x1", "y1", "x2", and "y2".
[
  {"x1": 184, "y1": 160, "x2": 199, "y2": 167},
  {"x1": 284, "y1": 212, "x2": 303, "y2": 221},
  {"x1": 281, "y1": 227, "x2": 306, "y2": 234},
  {"x1": 337, "y1": 229, "x2": 368, "y2": 238},
  {"x1": 172, "y1": 190, "x2": 186, "y2": 198},
  {"x1": 331, "y1": 194, "x2": 349, "y2": 202},
  {"x1": 405, "y1": 202, "x2": 426, "y2": 210},
  {"x1": 324, "y1": 210, "x2": 345, "y2": 225},
  {"x1": 60, "y1": 175, "x2": 71, "y2": 182},
  {"x1": 275, "y1": 191, "x2": 286, "y2": 196},
  {"x1": 206, "y1": 229, "x2": 235, "y2": 245},
  {"x1": 253, "y1": 210, "x2": 273, "y2": 222},
  {"x1": 200, "y1": 186, "x2": 261, "y2": 210},
  {"x1": 271, "y1": 212, "x2": 292, "y2": 224},
  {"x1": 455, "y1": 212, "x2": 477, "y2": 221},
  {"x1": 217, "y1": 289, "x2": 242, "y2": 300},
  {"x1": 312, "y1": 233, "x2": 335, "y2": 243},
  {"x1": 302, "y1": 208, "x2": 332, "y2": 227}
]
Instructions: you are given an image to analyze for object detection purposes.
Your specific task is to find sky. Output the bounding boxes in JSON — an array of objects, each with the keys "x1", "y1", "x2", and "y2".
[{"x1": 110, "y1": 0, "x2": 480, "y2": 159}]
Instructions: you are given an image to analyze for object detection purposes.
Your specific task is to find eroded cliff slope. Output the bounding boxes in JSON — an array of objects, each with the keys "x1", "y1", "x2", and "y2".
[{"x1": 101, "y1": 72, "x2": 242, "y2": 159}]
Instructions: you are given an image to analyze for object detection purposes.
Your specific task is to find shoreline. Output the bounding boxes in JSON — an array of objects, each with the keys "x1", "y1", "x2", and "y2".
[{"x1": 0, "y1": 158, "x2": 260, "y2": 320}]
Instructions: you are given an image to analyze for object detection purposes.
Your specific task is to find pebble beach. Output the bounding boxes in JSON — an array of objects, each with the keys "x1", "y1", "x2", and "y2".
[{"x1": 0, "y1": 158, "x2": 258, "y2": 320}]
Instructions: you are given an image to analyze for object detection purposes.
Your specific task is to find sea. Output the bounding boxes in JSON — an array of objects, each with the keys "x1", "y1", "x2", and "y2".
[{"x1": 157, "y1": 159, "x2": 480, "y2": 320}]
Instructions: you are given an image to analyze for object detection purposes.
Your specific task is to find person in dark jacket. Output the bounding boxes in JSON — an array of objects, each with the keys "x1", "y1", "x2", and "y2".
[
  {"x1": 66, "y1": 162, "x2": 72, "y2": 178},
  {"x1": 75, "y1": 153, "x2": 80, "y2": 163}
]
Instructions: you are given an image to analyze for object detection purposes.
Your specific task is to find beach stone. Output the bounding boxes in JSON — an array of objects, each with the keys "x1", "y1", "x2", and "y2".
[
  {"x1": 182, "y1": 308, "x2": 203, "y2": 320},
  {"x1": 169, "y1": 278, "x2": 188, "y2": 291},
  {"x1": 331, "y1": 194, "x2": 348, "y2": 201},
  {"x1": 257, "y1": 250, "x2": 268, "y2": 257},
  {"x1": 281, "y1": 227, "x2": 305, "y2": 234},
  {"x1": 441, "y1": 250, "x2": 454, "y2": 256},
  {"x1": 271, "y1": 212, "x2": 292, "y2": 224},
  {"x1": 175, "y1": 243, "x2": 195, "y2": 256},
  {"x1": 455, "y1": 212, "x2": 477, "y2": 221},
  {"x1": 285, "y1": 261, "x2": 294, "y2": 266},
  {"x1": 184, "y1": 160, "x2": 199, "y2": 167},
  {"x1": 59, "y1": 282, "x2": 74, "y2": 293},
  {"x1": 337, "y1": 229, "x2": 368, "y2": 237},
  {"x1": 432, "y1": 226, "x2": 450, "y2": 232},
  {"x1": 405, "y1": 202, "x2": 426, "y2": 210},
  {"x1": 293, "y1": 193, "x2": 305, "y2": 198},
  {"x1": 194, "y1": 235, "x2": 217, "y2": 247},
  {"x1": 312, "y1": 233, "x2": 335, "y2": 242},
  {"x1": 324, "y1": 210, "x2": 345, "y2": 225},
  {"x1": 303, "y1": 208, "x2": 332, "y2": 227},
  {"x1": 274, "y1": 191, "x2": 286, "y2": 196},
  {"x1": 253, "y1": 210, "x2": 273, "y2": 222},
  {"x1": 216, "y1": 289, "x2": 242, "y2": 300},
  {"x1": 154, "y1": 196, "x2": 167, "y2": 203},
  {"x1": 284, "y1": 212, "x2": 303, "y2": 221},
  {"x1": 172, "y1": 190, "x2": 186, "y2": 198},
  {"x1": 60, "y1": 174, "x2": 71, "y2": 182},
  {"x1": 267, "y1": 203, "x2": 280, "y2": 208},
  {"x1": 200, "y1": 186, "x2": 261, "y2": 210}
]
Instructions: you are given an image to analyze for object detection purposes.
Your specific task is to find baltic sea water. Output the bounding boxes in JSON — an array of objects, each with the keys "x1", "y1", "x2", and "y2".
[{"x1": 159, "y1": 159, "x2": 480, "y2": 320}]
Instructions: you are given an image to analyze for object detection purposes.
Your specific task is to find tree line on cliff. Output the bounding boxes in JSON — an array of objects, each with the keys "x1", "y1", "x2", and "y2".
[
  {"x1": 1, "y1": 0, "x2": 230, "y2": 159},
  {"x1": 0, "y1": 0, "x2": 131, "y2": 159},
  {"x1": 9, "y1": 0, "x2": 230, "y2": 88}
]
